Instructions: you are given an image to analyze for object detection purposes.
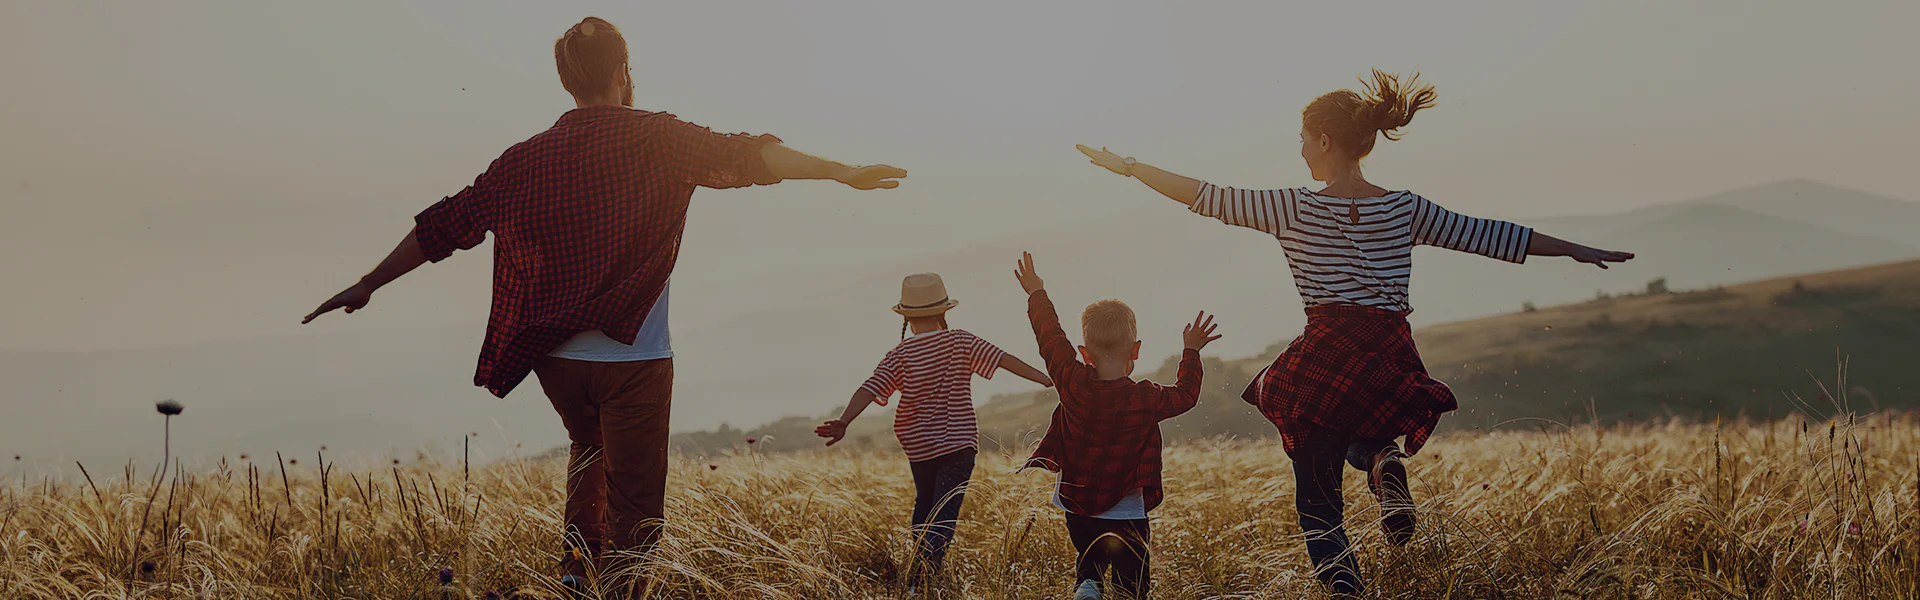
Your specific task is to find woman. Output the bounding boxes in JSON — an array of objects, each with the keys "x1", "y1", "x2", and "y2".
[{"x1": 1075, "y1": 70, "x2": 1632, "y2": 595}]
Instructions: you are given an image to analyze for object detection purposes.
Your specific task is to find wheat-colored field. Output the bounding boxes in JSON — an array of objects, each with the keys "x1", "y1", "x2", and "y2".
[{"x1": 3, "y1": 413, "x2": 1918, "y2": 599}]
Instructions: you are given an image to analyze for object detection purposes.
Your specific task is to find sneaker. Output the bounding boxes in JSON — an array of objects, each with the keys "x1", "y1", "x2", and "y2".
[
  {"x1": 1073, "y1": 578, "x2": 1103, "y2": 600},
  {"x1": 1369, "y1": 446, "x2": 1416, "y2": 545},
  {"x1": 559, "y1": 574, "x2": 588, "y2": 599}
]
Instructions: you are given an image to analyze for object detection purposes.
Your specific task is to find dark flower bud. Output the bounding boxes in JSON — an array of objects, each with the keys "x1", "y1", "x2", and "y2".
[
  {"x1": 156, "y1": 400, "x2": 184, "y2": 416},
  {"x1": 438, "y1": 567, "x2": 454, "y2": 584}
]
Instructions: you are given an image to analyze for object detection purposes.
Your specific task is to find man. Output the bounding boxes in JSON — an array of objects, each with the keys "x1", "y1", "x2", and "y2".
[{"x1": 301, "y1": 16, "x2": 905, "y2": 584}]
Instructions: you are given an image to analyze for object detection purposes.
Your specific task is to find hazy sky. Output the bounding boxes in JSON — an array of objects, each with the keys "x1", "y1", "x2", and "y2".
[{"x1": 3, "y1": 0, "x2": 1917, "y2": 351}]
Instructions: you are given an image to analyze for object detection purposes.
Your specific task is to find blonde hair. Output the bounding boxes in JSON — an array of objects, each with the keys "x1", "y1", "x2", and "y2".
[
  {"x1": 1080, "y1": 298, "x2": 1137, "y2": 356},
  {"x1": 1303, "y1": 69, "x2": 1438, "y2": 159}
]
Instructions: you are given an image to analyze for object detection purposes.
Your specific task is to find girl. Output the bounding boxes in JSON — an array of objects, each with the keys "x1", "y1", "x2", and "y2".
[
  {"x1": 1075, "y1": 70, "x2": 1632, "y2": 595},
  {"x1": 815, "y1": 272, "x2": 1053, "y2": 590}
]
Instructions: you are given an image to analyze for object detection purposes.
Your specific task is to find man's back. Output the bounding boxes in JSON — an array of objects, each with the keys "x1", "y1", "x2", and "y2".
[{"x1": 412, "y1": 106, "x2": 779, "y2": 396}]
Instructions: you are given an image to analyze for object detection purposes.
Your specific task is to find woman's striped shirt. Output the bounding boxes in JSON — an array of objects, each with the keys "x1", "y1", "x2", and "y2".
[
  {"x1": 1190, "y1": 183, "x2": 1533, "y2": 312},
  {"x1": 858, "y1": 329, "x2": 1006, "y2": 462}
]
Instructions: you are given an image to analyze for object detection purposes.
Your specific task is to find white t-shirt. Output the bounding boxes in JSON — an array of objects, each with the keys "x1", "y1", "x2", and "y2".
[
  {"x1": 1055, "y1": 486, "x2": 1148, "y2": 520},
  {"x1": 547, "y1": 282, "x2": 673, "y2": 362}
]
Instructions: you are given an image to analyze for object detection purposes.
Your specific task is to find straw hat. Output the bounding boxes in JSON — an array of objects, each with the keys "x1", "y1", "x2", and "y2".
[{"x1": 892, "y1": 273, "x2": 960, "y2": 318}]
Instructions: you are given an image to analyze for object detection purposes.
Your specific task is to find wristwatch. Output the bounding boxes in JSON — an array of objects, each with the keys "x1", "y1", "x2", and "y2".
[{"x1": 1122, "y1": 156, "x2": 1137, "y2": 177}]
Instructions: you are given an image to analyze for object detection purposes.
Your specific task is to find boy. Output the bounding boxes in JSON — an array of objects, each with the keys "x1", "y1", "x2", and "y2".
[{"x1": 1013, "y1": 252, "x2": 1218, "y2": 600}]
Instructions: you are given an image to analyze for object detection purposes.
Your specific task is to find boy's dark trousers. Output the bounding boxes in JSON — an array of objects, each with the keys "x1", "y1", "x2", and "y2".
[
  {"x1": 1293, "y1": 427, "x2": 1399, "y2": 596},
  {"x1": 1064, "y1": 512, "x2": 1152, "y2": 599},
  {"x1": 908, "y1": 447, "x2": 976, "y2": 581}
]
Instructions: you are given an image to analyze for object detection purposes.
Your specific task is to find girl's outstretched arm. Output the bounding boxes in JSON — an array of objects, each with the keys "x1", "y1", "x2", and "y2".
[
  {"x1": 997, "y1": 354, "x2": 1055, "y2": 388},
  {"x1": 1077, "y1": 144, "x2": 1203, "y2": 206},
  {"x1": 815, "y1": 389, "x2": 881, "y2": 446},
  {"x1": 1527, "y1": 232, "x2": 1636, "y2": 269}
]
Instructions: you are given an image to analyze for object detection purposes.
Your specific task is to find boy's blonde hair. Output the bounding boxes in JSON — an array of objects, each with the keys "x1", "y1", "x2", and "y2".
[{"x1": 1080, "y1": 298, "x2": 1137, "y2": 356}]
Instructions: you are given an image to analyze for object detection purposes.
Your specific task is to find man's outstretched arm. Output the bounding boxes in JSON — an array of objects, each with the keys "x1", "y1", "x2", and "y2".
[
  {"x1": 302, "y1": 228, "x2": 429, "y2": 324},
  {"x1": 760, "y1": 143, "x2": 905, "y2": 190}
]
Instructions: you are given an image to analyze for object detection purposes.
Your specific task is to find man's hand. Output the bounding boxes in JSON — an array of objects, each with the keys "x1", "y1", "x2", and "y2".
[
  {"x1": 1013, "y1": 251, "x2": 1045, "y2": 295},
  {"x1": 1076, "y1": 144, "x2": 1130, "y2": 176},
  {"x1": 835, "y1": 164, "x2": 907, "y2": 190},
  {"x1": 1569, "y1": 245, "x2": 1635, "y2": 270},
  {"x1": 814, "y1": 419, "x2": 850, "y2": 446},
  {"x1": 303, "y1": 283, "x2": 374, "y2": 324},
  {"x1": 1182, "y1": 311, "x2": 1222, "y2": 351}
]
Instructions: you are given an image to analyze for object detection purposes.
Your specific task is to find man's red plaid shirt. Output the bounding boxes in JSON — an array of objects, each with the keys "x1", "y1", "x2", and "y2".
[
  {"x1": 1021, "y1": 290, "x2": 1202, "y2": 516},
  {"x1": 413, "y1": 106, "x2": 779, "y2": 397}
]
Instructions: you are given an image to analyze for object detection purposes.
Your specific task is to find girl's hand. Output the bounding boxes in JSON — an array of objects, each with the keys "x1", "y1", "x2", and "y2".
[
  {"x1": 814, "y1": 419, "x2": 849, "y2": 446},
  {"x1": 1076, "y1": 144, "x2": 1130, "y2": 176},
  {"x1": 1570, "y1": 245, "x2": 1635, "y2": 269}
]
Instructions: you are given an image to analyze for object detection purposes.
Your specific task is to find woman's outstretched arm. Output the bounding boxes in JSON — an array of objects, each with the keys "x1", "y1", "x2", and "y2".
[
  {"x1": 1077, "y1": 144, "x2": 1203, "y2": 206},
  {"x1": 1527, "y1": 232, "x2": 1636, "y2": 269}
]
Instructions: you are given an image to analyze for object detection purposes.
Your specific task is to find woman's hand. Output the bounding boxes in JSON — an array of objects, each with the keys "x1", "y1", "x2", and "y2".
[
  {"x1": 1569, "y1": 245, "x2": 1636, "y2": 269},
  {"x1": 1076, "y1": 144, "x2": 1131, "y2": 176}
]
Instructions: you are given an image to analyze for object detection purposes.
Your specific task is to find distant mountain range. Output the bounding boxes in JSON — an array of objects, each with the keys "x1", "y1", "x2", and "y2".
[{"x1": 4, "y1": 179, "x2": 1917, "y2": 469}]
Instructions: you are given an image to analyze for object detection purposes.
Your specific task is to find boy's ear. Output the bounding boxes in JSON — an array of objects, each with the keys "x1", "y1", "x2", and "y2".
[
  {"x1": 1129, "y1": 340, "x2": 1142, "y2": 361},
  {"x1": 1078, "y1": 345, "x2": 1097, "y2": 365}
]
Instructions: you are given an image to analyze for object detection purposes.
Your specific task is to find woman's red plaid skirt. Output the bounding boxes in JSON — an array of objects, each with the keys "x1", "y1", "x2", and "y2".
[{"x1": 1243, "y1": 303, "x2": 1457, "y2": 458}]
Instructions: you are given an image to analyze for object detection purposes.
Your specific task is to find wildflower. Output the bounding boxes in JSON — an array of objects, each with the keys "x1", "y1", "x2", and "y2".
[
  {"x1": 1480, "y1": 481, "x2": 1491, "y2": 490},
  {"x1": 709, "y1": 464, "x2": 719, "y2": 470},
  {"x1": 239, "y1": 454, "x2": 249, "y2": 460},
  {"x1": 289, "y1": 459, "x2": 299, "y2": 465},
  {"x1": 155, "y1": 400, "x2": 184, "y2": 416},
  {"x1": 320, "y1": 445, "x2": 328, "y2": 451},
  {"x1": 393, "y1": 459, "x2": 402, "y2": 465},
  {"x1": 1847, "y1": 522, "x2": 1861, "y2": 536},
  {"x1": 746, "y1": 437, "x2": 758, "y2": 445},
  {"x1": 140, "y1": 561, "x2": 156, "y2": 574},
  {"x1": 438, "y1": 567, "x2": 455, "y2": 585}
]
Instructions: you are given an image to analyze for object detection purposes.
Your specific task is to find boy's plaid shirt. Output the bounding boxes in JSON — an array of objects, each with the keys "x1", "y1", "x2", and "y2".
[
  {"x1": 1022, "y1": 290, "x2": 1202, "y2": 516},
  {"x1": 413, "y1": 106, "x2": 779, "y2": 397}
]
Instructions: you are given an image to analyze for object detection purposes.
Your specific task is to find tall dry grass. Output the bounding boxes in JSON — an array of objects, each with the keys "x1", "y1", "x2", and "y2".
[{"x1": 3, "y1": 414, "x2": 1918, "y2": 599}]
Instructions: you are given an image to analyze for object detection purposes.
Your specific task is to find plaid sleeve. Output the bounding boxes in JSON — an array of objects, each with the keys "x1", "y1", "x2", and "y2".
[
  {"x1": 1409, "y1": 194, "x2": 1533, "y2": 264},
  {"x1": 1027, "y1": 290, "x2": 1085, "y2": 386},
  {"x1": 858, "y1": 350, "x2": 903, "y2": 406},
  {"x1": 1157, "y1": 349, "x2": 1205, "y2": 419},
  {"x1": 1189, "y1": 182, "x2": 1295, "y2": 237},
  {"x1": 965, "y1": 332, "x2": 1006, "y2": 380},
  {"x1": 657, "y1": 116, "x2": 780, "y2": 190},
  {"x1": 413, "y1": 157, "x2": 505, "y2": 262}
]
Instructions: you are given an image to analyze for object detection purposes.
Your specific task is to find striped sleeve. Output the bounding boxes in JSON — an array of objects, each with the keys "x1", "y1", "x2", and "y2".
[
  {"x1": 1408, "y1": 195, "x2": 1533, "y2": 263},
  {"x1": 1188, "y1": 183, "x2": 1295, "y2": 236},
  {"x1": 858, "y1": 350, "x2": 904, "y2": 405},
  {"x1": 964, "y1": 332, "x2": 1006, "y2": 379}
]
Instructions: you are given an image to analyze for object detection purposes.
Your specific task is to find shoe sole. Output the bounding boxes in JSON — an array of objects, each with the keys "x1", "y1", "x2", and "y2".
[{"x1": 1372, "y1": 452, "x2": 1416, "y2": 546}]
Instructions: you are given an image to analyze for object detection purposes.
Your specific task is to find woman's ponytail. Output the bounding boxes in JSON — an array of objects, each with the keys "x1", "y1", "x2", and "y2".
[
  {"x1": 1357, "y1": 69, "x2": 1437, "y2": 142},
  {"x1": 1302, "y1": 69, "x2": 1438, "y2": 158}
]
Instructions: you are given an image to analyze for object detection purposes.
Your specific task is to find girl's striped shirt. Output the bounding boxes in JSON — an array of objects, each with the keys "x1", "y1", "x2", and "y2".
[
  {"x1": 1190, "y1": 184, "x2": 1533, "y2": 313},
  {"x1": 859, "y1": 329, "x2": 1005, "y2": 462}
]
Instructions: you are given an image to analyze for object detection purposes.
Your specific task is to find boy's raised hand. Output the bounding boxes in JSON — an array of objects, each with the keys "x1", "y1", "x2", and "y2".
[
  {"x1": 1014, "y1": 251, "x2": 1045, "y2": 295},
  {"x1": 814, "y1": 419, "x2": 849, "y2": 446},
  {"x1": 1183, "y1": 311, "x2": 1222, "y2": 351}
]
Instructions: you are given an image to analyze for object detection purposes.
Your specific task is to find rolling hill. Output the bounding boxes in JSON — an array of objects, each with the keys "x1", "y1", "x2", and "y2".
[{"x1": 684, "y1": 259, "x2": 1920, "y2": 456}]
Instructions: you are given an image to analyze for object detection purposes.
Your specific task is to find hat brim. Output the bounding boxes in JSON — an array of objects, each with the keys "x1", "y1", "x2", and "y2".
[{"x1": 893, "y1": 299, "x2": 959, "y2": 318}]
